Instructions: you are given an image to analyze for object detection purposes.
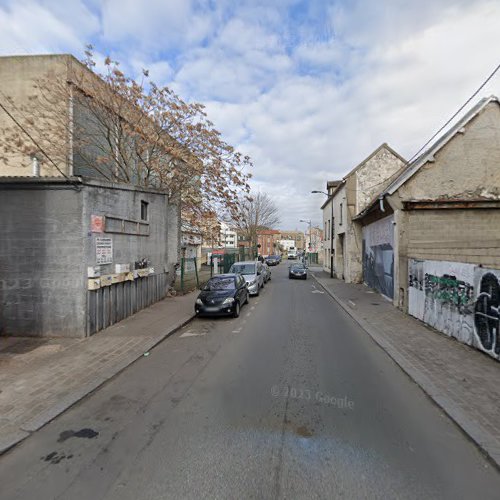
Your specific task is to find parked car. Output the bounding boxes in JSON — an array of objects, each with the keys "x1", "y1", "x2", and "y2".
[
  {"x1": 289, "y1": 262, "x2": 308, "y2": 280},
  {"x1": 229, "y1": 260, "x2": 265, "y2": 296},
  {"x1": 195, "y1": 274, "x2": 248, "y2": 318},
  {"x1": 262, "y1": 263, "x2": 272, "y2": 282},
  {"x1": 265, "y1": 255, "x2": 280, "y2": 266}
]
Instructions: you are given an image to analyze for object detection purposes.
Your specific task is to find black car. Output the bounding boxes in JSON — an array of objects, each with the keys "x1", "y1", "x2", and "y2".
[
  {"x1": 195, "y1": 274, "x2": 249, "y2": 318},
  {"x1": 289, "y1": 263, "x2": 308, "y2": 280},
  {"x1": 265, "y1": 255, "x2": 280, "y2": 266}
]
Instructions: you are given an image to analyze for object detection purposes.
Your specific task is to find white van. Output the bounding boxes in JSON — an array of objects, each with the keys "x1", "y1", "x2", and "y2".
[{"x1": 287, "y1": 247, "x2": 297, "y2": 259}]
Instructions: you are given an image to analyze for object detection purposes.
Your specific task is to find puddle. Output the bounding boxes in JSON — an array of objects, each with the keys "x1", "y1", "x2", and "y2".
[{"x1": 57, "y1": 428, "x2": 99, "y2": 443}]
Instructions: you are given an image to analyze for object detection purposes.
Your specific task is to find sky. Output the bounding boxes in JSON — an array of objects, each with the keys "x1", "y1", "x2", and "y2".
[{"x1": 1, "y1": 0, "x2": 500, "y2": 230}]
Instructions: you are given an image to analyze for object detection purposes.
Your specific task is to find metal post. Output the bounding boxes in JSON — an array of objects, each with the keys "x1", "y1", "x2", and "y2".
[
  {"x1": 194, "y1": 257, "x2": 199, "y2": 288},
  {"x1": 180, "y1": 257, "x2": 185, "y2": 293},
  {"x1": 330, "y1": 197, "x2": 334, "y2": 278}
]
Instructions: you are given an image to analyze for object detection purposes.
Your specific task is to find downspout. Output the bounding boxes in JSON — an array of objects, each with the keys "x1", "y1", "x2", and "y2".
[{"x1": 379, "y1": 195, "x2": 385, "y2": 212}]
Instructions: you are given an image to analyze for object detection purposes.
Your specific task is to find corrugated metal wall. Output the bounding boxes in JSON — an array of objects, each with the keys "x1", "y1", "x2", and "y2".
[{"x1": 86, "y1": 273, "x2": 167, "y2": 335}]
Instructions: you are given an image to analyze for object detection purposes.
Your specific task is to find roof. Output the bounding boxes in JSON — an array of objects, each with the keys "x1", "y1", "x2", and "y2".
[
  {"x1": 343, "y1": 143, "x2": 406, "y2": 180},
  {"x1": 386, "y1": 95, "x2": 499, "y2": 195},
  {"x1": 355, "y1": 95, "x2": 500, "y2": 220}
]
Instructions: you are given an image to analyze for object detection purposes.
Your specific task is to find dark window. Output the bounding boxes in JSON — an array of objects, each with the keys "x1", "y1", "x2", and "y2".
[{"x1": 141, "y1": 200, "x2": 149, "y2": 221}]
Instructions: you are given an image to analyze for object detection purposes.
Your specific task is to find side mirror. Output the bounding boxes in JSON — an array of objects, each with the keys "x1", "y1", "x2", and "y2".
[{"x1": 245, "y1": 282, "x2": 249, "y2": 287}]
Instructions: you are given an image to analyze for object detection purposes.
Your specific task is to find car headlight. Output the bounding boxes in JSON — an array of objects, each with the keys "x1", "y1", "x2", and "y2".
[
  {"x1": 222, "y1": 297, "x2": 235, "y2": 305},
  {"x1": 196, "y1": 298, "x2": 203, "y2": 305}
]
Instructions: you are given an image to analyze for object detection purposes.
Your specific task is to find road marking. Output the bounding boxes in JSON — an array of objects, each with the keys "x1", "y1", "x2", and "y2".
[
  {"x1": 180, "y1": 331, "x2": 206, "y2": 338},
  {"x1": 232, "y1": 328, "x2": 242, "y2": 333},
  {"x1": 245, "y1": 312, "x2": 251, "y2": 317},
  {"x1": 311, "y1": 290, "x2": 324, "y2": 294},
  {"x1": 250, "y1": 306, "x2": 255, "y2": 310},
  {"x1": 348, "y1": 300, "x2": 356, "y2": 308}
]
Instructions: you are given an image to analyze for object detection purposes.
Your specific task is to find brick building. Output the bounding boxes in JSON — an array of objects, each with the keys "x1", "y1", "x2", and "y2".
[{"x1": 257, "y1": 229, "x2": 281, "y2": 256}]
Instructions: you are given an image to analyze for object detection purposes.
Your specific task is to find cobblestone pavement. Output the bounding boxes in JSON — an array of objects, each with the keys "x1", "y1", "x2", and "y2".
[
  {"x1": 0, "y1": 292, "x2": 196, "y2": 453},
  {"x1": 311, "y1": 269, "x2": 500, "y2": 469}
]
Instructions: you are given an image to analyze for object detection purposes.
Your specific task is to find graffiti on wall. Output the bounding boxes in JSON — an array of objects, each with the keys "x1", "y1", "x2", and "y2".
[
  {"x1": 408, "y1": 259, "x2": 500, "y2": 361},
  {"x1": 362, "y1": 215, "x2": 394, "y2": 298}
]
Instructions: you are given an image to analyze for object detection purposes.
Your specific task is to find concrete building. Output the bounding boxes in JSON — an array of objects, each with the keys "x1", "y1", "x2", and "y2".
[
  {"x1": 0, "y1": 177, "x2": 179, "y2": 338},
  {"x1": 321, "y1": 180, "x2": 342, "y2": 274},
  {"x1": 280, "y1": 231, "x2": 305, "y2": 251},
  {"x1": 181, "y1": 224, "x2": 202, "y2": 267},
  {"x1": 326, "y1": 143, "x2": 405, "y2": 282},
  {"x1": 219, "y1": 222, "x2": 237, "y2": 249},
  {"x1": 356, "y1": 96, "x2": 500, "y2": 361},
  {"x1": 0, "y1": 55, "x2": 196, "y2": 337},
  {"x1": 305, "y1": 226, "x2": 324, "y2": 262}
]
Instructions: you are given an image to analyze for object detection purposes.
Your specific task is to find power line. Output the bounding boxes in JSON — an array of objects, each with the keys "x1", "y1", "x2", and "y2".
[
  {"x1": 0, "y1": 96, "x2": 80, "y2": 189},
  {"x1": 406, "y1": 62, "x2": 500, "y2": 165}
]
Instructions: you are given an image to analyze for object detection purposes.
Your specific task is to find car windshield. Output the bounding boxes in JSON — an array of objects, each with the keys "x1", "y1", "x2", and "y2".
[
  {"x1": 203, "y1": 277, "x2": 235, "y2": 291},
  {"x1": 291, "y1": 264, "x2": 305, "y2": 269},
  {"x1": 230, "y1": 264, "x2": 255, "y2": 275}
]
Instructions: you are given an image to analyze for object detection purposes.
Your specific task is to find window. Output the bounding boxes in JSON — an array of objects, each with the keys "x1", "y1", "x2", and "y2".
[
  {"x1": 339, "y1": 203, "x2": 343, "y2": 225},
  {"x1": 141, "y1": 200, "x2": 149, "y2": 221}
]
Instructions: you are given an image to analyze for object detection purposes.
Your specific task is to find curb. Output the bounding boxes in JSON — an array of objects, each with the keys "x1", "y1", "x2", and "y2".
[
  {"x1": 0, "y1": 313, "x2": 196, "y2": 456},
  {"x1": 311, "y1": 272, "x2": 500, "y2": 470}
]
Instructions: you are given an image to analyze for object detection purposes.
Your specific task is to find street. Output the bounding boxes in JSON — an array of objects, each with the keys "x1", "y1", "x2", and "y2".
[{"x1": 1, "y1": 263, "x2": 499, "y2": 499}]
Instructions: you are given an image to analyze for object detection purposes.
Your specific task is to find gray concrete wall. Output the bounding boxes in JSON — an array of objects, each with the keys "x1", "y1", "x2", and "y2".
[
  {"x1": 0, "y1": 54, "x2": 71, "y2": 177},
  {"x1": 0, "y1": 182, "x2": 86, "y2": 337},
  {"x1": 81, "y1": 181, "x2": 172, "y2": 276}
]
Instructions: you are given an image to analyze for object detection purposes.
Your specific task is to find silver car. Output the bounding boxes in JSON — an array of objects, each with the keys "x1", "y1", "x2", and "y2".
[{"x1": 229, "y1": 260, "x2": 265, "y2": 296}]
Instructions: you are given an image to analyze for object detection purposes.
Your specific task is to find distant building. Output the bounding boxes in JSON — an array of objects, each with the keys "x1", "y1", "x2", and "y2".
[
  {"x1": 257, "y1": 229, "x2": 281, "y2": 256},
  {"x1": 217, "y1": 221, "x2": 237, "y2": 248},
  {"x1": 280, "y1": 231, "x2": 305, "y2": 251}
]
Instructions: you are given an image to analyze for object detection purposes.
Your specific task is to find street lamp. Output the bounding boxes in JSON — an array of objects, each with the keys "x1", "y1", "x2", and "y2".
[
  {"x1": 299, "y1": 219, "x2": 312, "y2": 263},
  {"x1": 311, "y1": 190, "x2": 334, "y2": 278}
]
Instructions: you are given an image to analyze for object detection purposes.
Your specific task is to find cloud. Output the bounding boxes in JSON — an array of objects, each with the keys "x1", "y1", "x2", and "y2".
[
  {"x1": 1, "y1": 0, "x2": 499, "y2": 229},
  {"x1": 0, "y1": 0, "x2": 99, "y2": 56}
]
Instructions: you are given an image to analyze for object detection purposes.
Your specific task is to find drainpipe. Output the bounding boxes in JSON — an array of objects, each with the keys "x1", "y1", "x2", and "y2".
[
  {"x1": 379, "y1": 195, "x2": 385, "y2": 212},
  {"x1": 32, "y1": 156, "x2": 40, "y2": 177}
]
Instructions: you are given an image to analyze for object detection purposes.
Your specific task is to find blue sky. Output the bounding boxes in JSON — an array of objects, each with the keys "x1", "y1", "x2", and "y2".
[{"x1": 1, "y1": 0, "x2": 500, "y2": 229}]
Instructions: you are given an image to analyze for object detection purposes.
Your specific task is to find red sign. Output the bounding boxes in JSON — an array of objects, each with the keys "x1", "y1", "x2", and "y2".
[
  {"x1": 212, "y1": 249, "x2": 224, "y2": 255},
  {"x1": 91, "y1": 215, "x2": 104, "y2": 233}
]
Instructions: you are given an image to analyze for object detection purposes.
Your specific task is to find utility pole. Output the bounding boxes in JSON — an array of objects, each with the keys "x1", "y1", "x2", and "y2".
[{"x1": 311, "y1": 190, "x2": 334, "y2": 278}]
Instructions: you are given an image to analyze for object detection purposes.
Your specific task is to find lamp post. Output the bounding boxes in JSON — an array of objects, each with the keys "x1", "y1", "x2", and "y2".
[
  {"x1": 311, "y1": 190, "x2": 334, "y2": 278},
  {"x1": 299, "y1": 219, "x2": 312, "y2": 264}
]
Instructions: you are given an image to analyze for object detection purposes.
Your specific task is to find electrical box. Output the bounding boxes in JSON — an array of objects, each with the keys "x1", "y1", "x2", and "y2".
[
  {"x1": 87, "y1": 266, "x2": 101, "y2": 278},
  {"x1": 115, "y1": 263, "x2": 130, "y2": 273}
]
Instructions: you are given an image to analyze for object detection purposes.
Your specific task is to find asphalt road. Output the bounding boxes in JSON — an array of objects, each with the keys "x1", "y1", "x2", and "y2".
[{"x1": 1, "y1": 263, "x2": 499, "y2": 499}]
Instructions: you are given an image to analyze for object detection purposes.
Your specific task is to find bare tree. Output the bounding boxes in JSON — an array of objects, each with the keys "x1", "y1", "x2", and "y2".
[
  {"x1": 233, "y1": 192, "x2": 281, "y2": 249},
  {"x1": 0, "y1": 46, "x2": 251, "y2": 224}
]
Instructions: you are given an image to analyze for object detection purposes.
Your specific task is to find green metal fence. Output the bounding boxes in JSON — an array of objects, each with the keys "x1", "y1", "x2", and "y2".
[{"x1": 175, "y1": 248, "x2": 263, "y2": 294}]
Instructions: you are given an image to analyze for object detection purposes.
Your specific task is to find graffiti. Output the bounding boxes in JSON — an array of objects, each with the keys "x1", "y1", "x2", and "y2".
[
  {"x1": 363, "y1": 215, "x2": 394, "y2": 299},
  {"x1": 424, "y1": 273, "x2": 474, "y2": 312},
  {"x1": 408, "y1": 259, "x2": 500, "y2": 361},
  {"x1": 474, "y1": 272, "x2": 500, "y2": 355}
]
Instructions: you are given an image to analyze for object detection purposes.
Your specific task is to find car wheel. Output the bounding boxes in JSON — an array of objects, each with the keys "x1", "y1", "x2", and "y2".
[{"x1": 233, "y1": 301, "x2": 240, "y2": 318}]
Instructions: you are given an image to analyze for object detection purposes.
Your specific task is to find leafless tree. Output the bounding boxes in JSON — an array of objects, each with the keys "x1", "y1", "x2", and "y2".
[
  {"x1": 0, "y1": 46, "x2": 251, "y2": 226},
  {"x1": 233, "y1": 192, "x2": 281, "y2": 249}
]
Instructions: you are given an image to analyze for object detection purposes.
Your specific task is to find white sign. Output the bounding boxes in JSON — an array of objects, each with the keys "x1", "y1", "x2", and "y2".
[{"x1": 96, "y1": 237, "x2": 113, "y2": 265}]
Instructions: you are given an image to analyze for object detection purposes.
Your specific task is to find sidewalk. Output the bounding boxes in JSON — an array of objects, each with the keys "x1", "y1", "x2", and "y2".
[
  {"x1": 311, "y1": 269, "x2": 500, "y2": 469},
  {"x1": 0, "y1": 292, "x2": 196, "y2": 454}
]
